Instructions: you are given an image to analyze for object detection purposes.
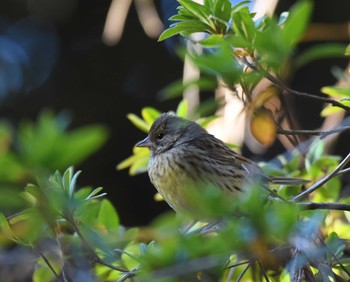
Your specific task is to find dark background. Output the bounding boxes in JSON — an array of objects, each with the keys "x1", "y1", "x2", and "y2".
[
  {"x1": 0, "y1": 0, "x2": 349, "y2": 226},
  {"x1": 0, "y1": 0, "x2": 181, "y2": 226}
]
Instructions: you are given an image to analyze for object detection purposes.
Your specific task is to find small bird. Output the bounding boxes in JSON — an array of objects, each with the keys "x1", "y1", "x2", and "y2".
[{"x1": 136, "y1": 113, "x2": 306, "y2": 215}]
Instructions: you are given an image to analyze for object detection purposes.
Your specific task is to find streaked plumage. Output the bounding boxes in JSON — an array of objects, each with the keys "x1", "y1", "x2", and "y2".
[{"x1": 137, "y1": 113, "x2": 306, "y2": 214}]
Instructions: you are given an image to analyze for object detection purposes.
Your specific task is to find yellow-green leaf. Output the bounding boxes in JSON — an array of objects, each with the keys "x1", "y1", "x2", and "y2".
[
  {"x1": 176, "y1": 100, "x2": 188, "y2": 118},
  {"x1": 127, "y1": 114, "x2": 150, "y2": 133},
  {"x1": 141, "y1": 108, "x2": 161, "y2": 125}
]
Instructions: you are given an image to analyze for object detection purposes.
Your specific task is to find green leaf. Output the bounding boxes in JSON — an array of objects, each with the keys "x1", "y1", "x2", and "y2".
[
  {"x1": 231, "y1": 7, "x2": 255, "y2": 44},
  {"x1": 117, "y1": 147, "x2": 149, "y2": 171},
  {"x1": 127, "y1": 113, "x2": 150, "y2": 133},
  {"x1": 189, "y1": 44, "x2": 241, "y2": 85},
  {"x1": 178, "y1": 0, "x2": 211, "y2": 25},
  {"x1": 281, "y1": 0, "x2": 312, "y2": 46},
  {"x1": 17, "y1": 112, "x2": 108, "y2": 170},
  {"x1": 33, "y1": 257, "x2": 60, "y2": 282},
  {"x1": 320, "y1": 100, "x2": 350, "y2": 117},
  {"x1": 213, "y1": 0, "x2": 232, "y2": 22},
  {"x1": 159, "y1": 77, "x2": 217, "y2": 100},
  {"x1": 86, "y1": 187, "x2": 106, "y2": 200},
  {"x1": 141, "y1": 108, "x2": 161, "y2": 125},
  {"x1": 0, "y1": 213, "x2": 19, "y2": 243},
  {"x1": 176, "y1": 100, "x2": 188, "y2": 118},
  {"x1": 345, "y1": 44, "x2": 350, "y2": 56},
  {"x1": 159, "y1": 25, "x2": 186, "y2": 41},
  {"x1": 321, "y1": 86, "x2": 350, "y2": 98},
  {"x1": 295, "y1": 44, "x2": 347, "y2": 68},
  {"x1": 130, "y1": 156, "x2": 149, "y2": 175},
  {"x1": 98, "y1": 199, "x2": 119, "y2": 232},
  {"x1": 231, "y1": 0, "x2": 250, "y2": 13},
  {"x1": 199, "y1": 34, "x2": 225, "y2": 47}
]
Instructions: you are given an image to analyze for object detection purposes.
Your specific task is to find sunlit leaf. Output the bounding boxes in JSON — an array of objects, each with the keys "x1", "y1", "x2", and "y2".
[
  {"x1": 176, "y1": 100, "x2": 188, "y2": 118},
  {"x1": 250, "y1": 109, "x2": 277, "y2": 146},
  {"x1": 127, "y1": 113, "x2": 150, "y2": 133},
  {"x1": 281, "y1": 0, "x2": 313, "y2": 46},
  {"x1": 321, "y1": 86, "x2": 350, "y2": 98},
  {"x1": 141, "y1": 107, "x2": 161, "y2": 125},
  {"x1": 98, "y1": 199, "x2": 119, "y2": 233},
  {"x1": 295, "y1": 44, "x2": 347, "y2": 68}
]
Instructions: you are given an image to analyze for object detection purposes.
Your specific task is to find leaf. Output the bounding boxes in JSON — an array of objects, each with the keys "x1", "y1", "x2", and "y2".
[
  {"x1": 320, "y1": 100, "x2": 350, "y2": 117},
  {"x1": 281, "y1": 0, "x2": 313, "y2": 46},
  {"x1": 250, "y1": 109, "x2": 277, "y2": 146},
  {"x1": 213, "y1": 0, "x2": 232, "y2": 22},
  {"x1": 86, "y1": 187, "x2": 105, "y2": 200},
  {"x1": 199, "y1": 34, "x2": 225, "y2": 47},
  {"x1": 178, "y1": 0, "x2": 211, "y2": 25},
  {"x1": 0, "y1": 213, "x2": 19, "y2": 243},
  {"x1": 127, "y1": 113, "x2": 150, "y2": 133},
  {"x1": 159, "y1": 77, "x2": 216, "y2": 100},
  {"x1": 295, "y1": 44, "x2": 347, "y2": 68},
  {"x1": 320, "y1": 104, "x2": 345, "y2": 117},
  {"x1": 130, "y1": 156, "x2": 149, "y2": 175},
  {"x1": 98, "y1": 199, "x2": 119, "y2": 232},
  {"x1": 231, "y1": 0, "x2": 250, "y2": 13},
  {"x1": 321, "y1": 86, "x2": 350, "y2": 98},
  {"x1": 159, "y1": 26, "x2": 183, "y2": 41},
  {"x1": 116, "y1": 147, "x2": 149, "y2": 171},
  {"x1": 141, "y1": 108, "x2": 161, "y2": 125},
  {"x1": 33, "y1": 257, "x2": 60, "y2": 282},
  {"x1": 176, "y1": 100, "x2": 188, "y2": 118},
  {"x1": 346, "y1": 44, "x2": 350, "y2": 56}
]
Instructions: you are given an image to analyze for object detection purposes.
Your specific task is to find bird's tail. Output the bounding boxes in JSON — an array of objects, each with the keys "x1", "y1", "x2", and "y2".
[{"x1": 269, "y1": 176, "x2": 310, "y2": 185}]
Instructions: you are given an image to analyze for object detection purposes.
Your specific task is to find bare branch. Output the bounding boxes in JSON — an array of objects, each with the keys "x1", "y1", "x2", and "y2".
[
  {"x1": 298, "y1": 202, "x2": 350, "y2": 211},
  {"x1": 277, "y1": 126, "x2": 350, "y2": 138}
]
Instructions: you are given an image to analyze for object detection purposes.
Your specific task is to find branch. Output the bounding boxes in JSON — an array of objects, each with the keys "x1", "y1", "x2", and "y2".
[
  {"x1": 277, "y1": 126, "x2": 350, "y2": 138},
  {"x1": 242, "y1": 58, "x2": 350, "y2": 112},
  {"x1": 291, "y1": 152, "x2": 350, "y2": 201},
  {"x1": 298, "y1": 202, "x2": 350, "y2": 211},
  {"x1": 69, "y1": 219, "x2": 129, "y2": 273}
]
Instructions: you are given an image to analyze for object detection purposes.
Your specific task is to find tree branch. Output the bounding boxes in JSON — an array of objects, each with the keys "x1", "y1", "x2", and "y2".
[
  {"x1": 242, "y1": 58, "x2": 350, "y2": 113},
  {"x1": 277, "y1": 126, "x2": 350, "y2": 138},
  {"x1": 291, "y1": 152, "x2": 350, "y2": 201},
  {"x1": 298, "y1": 202, "x2": 350, "y2": 211}
]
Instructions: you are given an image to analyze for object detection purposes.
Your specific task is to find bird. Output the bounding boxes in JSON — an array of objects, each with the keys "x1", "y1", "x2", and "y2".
[{"x1": 136, "y1": 112, "x2": 307, "y2": 216}]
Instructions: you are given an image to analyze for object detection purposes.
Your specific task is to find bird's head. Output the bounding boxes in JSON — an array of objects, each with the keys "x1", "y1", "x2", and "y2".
[{"x1": 136, "y1": 112, "x2": 205, "y2": 155}]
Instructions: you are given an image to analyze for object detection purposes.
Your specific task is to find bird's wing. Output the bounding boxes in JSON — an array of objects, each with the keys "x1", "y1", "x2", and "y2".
[{"x1": 199, "y1": 134, "x2": 265, "y2": 179}]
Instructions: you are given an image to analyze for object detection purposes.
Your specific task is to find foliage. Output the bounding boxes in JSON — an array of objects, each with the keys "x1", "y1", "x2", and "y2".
[{"x1": 1, "y1": 0, "x2": 350, "y2": 281}]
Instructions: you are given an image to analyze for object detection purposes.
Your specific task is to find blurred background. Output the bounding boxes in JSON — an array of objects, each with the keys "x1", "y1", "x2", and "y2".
[{"x1": 0, "y1": 0, "x2": 349, "y2": 226}]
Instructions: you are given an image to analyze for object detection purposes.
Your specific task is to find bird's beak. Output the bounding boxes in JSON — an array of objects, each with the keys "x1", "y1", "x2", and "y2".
[{"x1": 136, "y1": 136, "x2": 152, "y2": 148}]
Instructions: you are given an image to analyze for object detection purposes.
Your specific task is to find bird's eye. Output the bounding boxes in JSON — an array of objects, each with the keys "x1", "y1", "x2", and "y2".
[{"x1": 156, "y1": 132, "x2": 164, "y2": 140}]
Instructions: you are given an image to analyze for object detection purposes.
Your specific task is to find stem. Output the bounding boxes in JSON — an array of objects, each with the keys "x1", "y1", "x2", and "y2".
[
  {"x1": 277, "y1": 126, "x2": 350, "y2": 138},
  {"x1": 291, "y1": 152, "x2": 350, "y2": 201},
  {"x1": 243, "y1": 58, "x2": 350, "y2": 112},
  {"x1": 298, "y1": 202, "x2": 350, "y2": 211},
  {"x1": 70, "y1": 220, "x2": 129, "y2": 273},
  {"x1": 37, "y1": 250, "x2": 60, "y2": 280}
]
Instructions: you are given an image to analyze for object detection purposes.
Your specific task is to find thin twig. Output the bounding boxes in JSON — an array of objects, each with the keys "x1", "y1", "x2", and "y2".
[
  {"x1": 316, "y1": 234, "x2": 350, "y2": 278},
  {"x1": 150, "y1": 255, "x2": 225, "y2": 279},
  {"x1": 225, "y1": 260, "x2": 251, "y2": 269},
  {"x1": 291, "y1": 153, "x2": 350, "y2": 201},
  {"x1": 37, "y1": 250, "x2": 60, "y2": 280},
  {"x1": 297, "y1": 202, "x2": 350, "y2": 211},
  {"x1": 70, "y1": 219, "x2": 129, "y2": 273},
  {"x1": 117, "y1": 266, "x2": 139, "y2": 282},
  {"x1": 236, "y1": 261, "x2": 253, "y2": 282},
  {"x1": 243, "y1": 58, "x2": 350, "y2": 112},
  {"x1": 277, "y1": 126, "x2": 350, "y2": 138},
  {"x1": 257, "y1": 260, "x2": 270, "y2": 282}
]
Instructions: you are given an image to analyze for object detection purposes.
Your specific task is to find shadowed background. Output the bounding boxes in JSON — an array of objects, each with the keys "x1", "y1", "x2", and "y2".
[{"x1": 0, "y1": 0, "x2": 349, "y2": 226}]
